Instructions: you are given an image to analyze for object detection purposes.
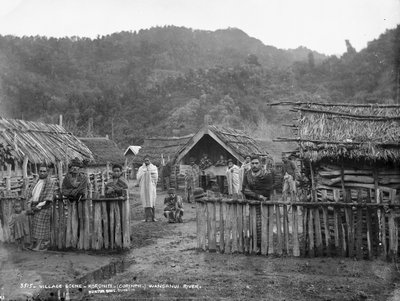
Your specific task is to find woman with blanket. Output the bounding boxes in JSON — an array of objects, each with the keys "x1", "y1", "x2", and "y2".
[
  {"x1": 226, "y1": 159, "x2": 240, "y2": 196},
  {"x1": 137, "y1": 156, "x2": 158, "y2": 222}
]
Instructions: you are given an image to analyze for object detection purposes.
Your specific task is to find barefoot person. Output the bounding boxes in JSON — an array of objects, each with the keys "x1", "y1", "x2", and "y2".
[
  {"x1": 137, "y1": 156, "x2": 158, "y2": 222},
  {"x1": 163, "y1": 188, "x2": 184, "y2": 223},
  {"x1": 25, "y1": 164, "x2": 55, "y2": 251},
  {"x1": 9, "y1": 200, "x2": 29, "y2": 251}
]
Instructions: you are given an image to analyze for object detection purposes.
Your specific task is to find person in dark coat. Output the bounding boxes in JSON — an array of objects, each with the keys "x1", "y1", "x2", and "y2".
[{"x1": 105, "y1": 164, "x2": 128, "y2": 198}]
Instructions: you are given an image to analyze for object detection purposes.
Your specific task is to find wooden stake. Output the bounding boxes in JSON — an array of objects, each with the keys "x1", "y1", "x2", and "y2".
[
  {"x1": 292, "y1": 205, "x2": 300, "y2": 256},
  {"x1": 276, "y1": 205, "x2": 282, "y2": 255},
  {"x1": 207, "y1": 201, "x2": 216, "y2": 252}
]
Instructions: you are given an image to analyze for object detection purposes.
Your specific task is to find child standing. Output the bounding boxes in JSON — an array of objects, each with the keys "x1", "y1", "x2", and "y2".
[{"x1": 9, "y1": 200, "x2": 29, "y2": 251}]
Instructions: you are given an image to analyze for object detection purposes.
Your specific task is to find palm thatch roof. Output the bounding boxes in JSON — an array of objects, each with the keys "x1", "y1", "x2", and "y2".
[
  {"x1": 175, "y1": 125, "x2": 270, "y2": 163},
  {"x1": 0, "y1": 117, "x2": 93, "y2": 164},
  {"x1": 275, "y1": 103, "x2": 400, "y2": 163},
  {"x1": 132, "y1": 134, "x2": 194, "y2": 166},
  {"x1": 79, "y1": 137, "x2": 125, "y2": 166}
]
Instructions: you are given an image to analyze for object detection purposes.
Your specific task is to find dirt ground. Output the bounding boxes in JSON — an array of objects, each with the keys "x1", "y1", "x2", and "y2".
[{"x1": 1, "y1": 183, "x2": 400, "y2": 300}]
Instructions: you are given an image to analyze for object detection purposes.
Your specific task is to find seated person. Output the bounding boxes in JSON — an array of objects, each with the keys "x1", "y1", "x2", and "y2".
[
  {"x1": 62, "y1": 158, "x2": 88, "y2": 201},
  {"x1": 242, "y1": 155, "x2": 275, "y2": 201},
  {"x1": 199, "y1": 153, "x2": 213, "y2": 171},
  {"x1": 214, "y1": 155, "x2": 227, "y2": 166},
  {"x1": 105, "y1": 164, "x2": 128, "y2": 198},
  {"x1": 163, "y1": 188, "x2": 184, "y2": 223}
]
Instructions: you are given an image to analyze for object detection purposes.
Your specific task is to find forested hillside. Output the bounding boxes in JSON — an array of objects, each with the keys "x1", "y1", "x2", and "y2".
[{"x1": 0, "y1": 25, "x2": 398, "y2": 146}]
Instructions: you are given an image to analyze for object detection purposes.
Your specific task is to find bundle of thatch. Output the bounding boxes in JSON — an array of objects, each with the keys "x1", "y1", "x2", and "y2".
[{"x1": 277, "y1": 103, "x2": 400, "y2": 163}]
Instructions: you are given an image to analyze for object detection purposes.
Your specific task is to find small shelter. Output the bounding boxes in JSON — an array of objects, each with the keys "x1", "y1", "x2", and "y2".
[
  {"x1": 275, "y1": 102, "x2": 400, "y2": 203},
  {"x1": 79, "y1": 137, "x2": 125, "y2": 173},
  {"x1": 132, "y1": 134, "x2": 194, "y2": 167}
]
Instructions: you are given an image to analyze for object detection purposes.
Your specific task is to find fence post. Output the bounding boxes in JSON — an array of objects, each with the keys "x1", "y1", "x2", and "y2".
[
  {"x1": 207, "y1": 201, "x2": 217, "y2": 252},
  {"x1": 292, "y1": 205, "x2": 300, "y2": 257},
  {"x1": 123, "y1": 192, "x2": 131, "y2": 249},
  {"x1": 261, "y1": 203, "x2": 268, "y2": 255}
]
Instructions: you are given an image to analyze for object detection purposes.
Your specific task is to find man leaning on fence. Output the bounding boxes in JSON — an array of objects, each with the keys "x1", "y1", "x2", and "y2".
[
  {"x1": 62, "y1": 158, "x2": 88, "y2": 202},
  {"x1": 105, "y1": 164, "x2": 128, "y2": 198},
  {"x1": 24, "y1": 163, "x2": 55, "y2": 251},
  {"x1": 242, "y1": 155, "x2": 275, "y2": 201}
]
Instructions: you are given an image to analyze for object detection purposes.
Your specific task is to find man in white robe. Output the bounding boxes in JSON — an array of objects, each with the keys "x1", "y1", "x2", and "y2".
[
  {"x1": 137, "y1": 156, "x2": 158, "y2": 222},
  {"x1": 226, "y1": 159, "x2": 240, "y2": 196}
]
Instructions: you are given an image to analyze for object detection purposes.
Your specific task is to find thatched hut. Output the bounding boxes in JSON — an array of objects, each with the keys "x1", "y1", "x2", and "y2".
[
  {"x1": 276, "y1": 103, "x2": 400, "y2": 203},
  {"x1": 0, "y1": 117, "x2": 93, "y2": 195},
  {"x1": 79, "y1": 137, "x2": 125, "y2": 173}
]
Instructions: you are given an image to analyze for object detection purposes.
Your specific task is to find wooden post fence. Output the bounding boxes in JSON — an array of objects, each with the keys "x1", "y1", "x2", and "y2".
[{"x1": 196, "y1": 197, "x2": 400, "y2": 261}]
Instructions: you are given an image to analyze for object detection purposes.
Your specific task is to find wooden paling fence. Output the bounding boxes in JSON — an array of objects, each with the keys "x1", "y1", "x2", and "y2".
[
  {"x1": 0, "y1": 169, "x2": 131, "y2": 250},
  {"x1": 196, "y1": 198, "x2": 400, "y2": 260}
]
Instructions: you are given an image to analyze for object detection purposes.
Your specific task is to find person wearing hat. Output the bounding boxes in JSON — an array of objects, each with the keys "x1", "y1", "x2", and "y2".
[
  {"x1": 137, "y1": 156, "x2": 158, "y2": 222},
  {"x1": 163, "y1": 188, "x2": 184, "y2": 223},
  {"x1": 62, "y1": 157, "x2": 88, "y2": 202},
  {"x1": 226, "y1": 159, "x2": 240, "y2": 196}
]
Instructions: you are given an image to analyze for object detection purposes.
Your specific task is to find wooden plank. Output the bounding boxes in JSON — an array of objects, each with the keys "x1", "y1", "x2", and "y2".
[
  {"x1": 322, "y1": 206, "x2": 330, "y2": 256},
  {"x1": 231, "y1": 203, "x2": 238, "y2": 253},
  {"x1": 292, "y1": 205, "x2": 300, "y2": 256},
  {"x1": 252, "y1": 205, "x2": 258, "y2": 254},
  {"x1": 114, "y1": 201, "x2": 122, "y2": 248},
  {"x1": 53, "y1": 200, "x2": 60, "y2": 249},
  {"x1": 345, "y1": 207, "x2": 354, "y2": 258},
  {"x1": 243, "y1": 204, "x2": 249, "y2": 253},
  {"x1": 58, "y1": 200, "x2": 65, "y2": 249},
  {"x1": 268, "y1": 204, "x2": 274, "y2": 255},
  {"x1": 93, "y1": 202, "x2": 103, "y2": 249},
  {"x1": 276, "y1": 205, "x2": 282, "y2": 255},
  {"x1": 261, "y1": 203, "x2": 268, "y2": 255},
  {"x1": 366, "y1": 207, "x2": 373, "y2": 259},
  {"x1": 314, "y1": 207, "x2": 323, "y2": 256},
  {"x1": 388, "y1": 212, "x2": 398, "y2": 260},
  {"x1": 109, "y1": 202, "x2": 115, "y2": 249},
  {"x1": 381, "y1": 209, "x2": 387, "y2": 258},
  {"x1": 65, "y1": 200, "x2": 72, "y2": 248},
  {"x1": 71, "y1": 201, "x2": 78, "y2": 248},
  {"x1": 237, "y1": 203, "x2": 243, "y2": 253},
  {"x1": 122, "y1": 195, "x2": 130, "y2": 249},
  {"x1": 207, "y1": 202, "x2": 217, "y2": 252},
  {"x1": 300, "y1": 207, "x2": 307, "y2": 256},
  {"x1": 219, "y1": 202, "x2": 225, "y2": 252},
  {"x1": 224, "y1": 204, "x2": 232, "y2": 254},
  {"x1": 102, "y1": 202, "x2": 109, "y2": 249},
  {"x1": 77, "y1": 201, "x2": 84, "y2": 249},
  {"x1": 283, "y1": 205, "x2": 289, "y2": 254},
  {"x1": 333, "y1": 208, "x2": 340, "y2": 255},
  {"x1": 308, "y1": 208, "x2": 315, "y2": 257},
  {"x1": 356, "y1": 207, "x2": 363, "y2": 260},
  {"x1": 196, "y1": 202, "x2": 201, "y2": 250}
]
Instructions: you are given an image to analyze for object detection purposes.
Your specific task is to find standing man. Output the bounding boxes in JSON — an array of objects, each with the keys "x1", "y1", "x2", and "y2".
[
  {"x1": 239, "y1": 155, "x2": 251, "y2": 193},
  {"x1": 25, "y1": 163, "x2": 55, "y2": 251},
  {"x1": 105, "y1": 164, "x2": 128, "y2": 198},
  {"x1": 215, "y1": 155, "x2": 227, "y2": 194},
  {"x1": 62, "y1": 158, "x2": 88, "y2": 202},
  {"x1": 137, "y1": 156, "x2": 158, "y2": 222},
  {"x1": 226, "y1": 159, "x2": 240, "y2": 196}
]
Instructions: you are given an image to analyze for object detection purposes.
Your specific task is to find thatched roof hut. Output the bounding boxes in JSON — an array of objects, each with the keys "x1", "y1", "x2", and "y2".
[
  {"x1": 79, "y1": 137, "x2": 125, "y2": 167},
  {"x1": 132, "y1": 134, "x2": 193, "y2": 166},
  {"x1": 275, "y1": 102, "x2": 400, "y2": 203},
  {"x1": 175, "y1": 125, "x2": 271, "y2": 165},
  {"x1": 0, "y1": 117, "x2": 93, "y2": 166}
]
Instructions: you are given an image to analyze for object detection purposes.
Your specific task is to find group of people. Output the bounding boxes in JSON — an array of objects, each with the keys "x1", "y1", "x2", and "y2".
[{"x1": 9, "y1": 159, "x2": 128, "y2": 251}]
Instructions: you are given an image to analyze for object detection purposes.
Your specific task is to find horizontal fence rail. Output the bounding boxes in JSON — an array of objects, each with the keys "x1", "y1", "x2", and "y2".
[{"x1": 196, "y1": 198, "x2": 400, "y2": 260}]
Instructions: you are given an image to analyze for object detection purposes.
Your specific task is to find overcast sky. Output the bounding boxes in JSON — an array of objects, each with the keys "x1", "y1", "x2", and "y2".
[{"x1": 0, "y1": 0, "x2": 399, "y2": 55}]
